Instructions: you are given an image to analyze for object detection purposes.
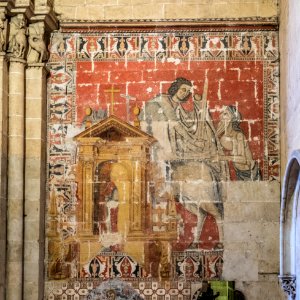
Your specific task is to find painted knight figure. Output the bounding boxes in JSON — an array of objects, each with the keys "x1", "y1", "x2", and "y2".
[{"x1": 141, "y1": 76, "x2": 229, "y2": 249}]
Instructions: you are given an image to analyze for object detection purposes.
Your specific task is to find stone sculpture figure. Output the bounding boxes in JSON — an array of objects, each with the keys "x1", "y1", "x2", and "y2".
[
  {"x1": 0, "y1": 12, "x2": 6, "y2": 52},
  {"x1": 27, "y1": 22, "x2": 48, "y2": 63},
  {"x1": 8, "y1": 14, "x2": 27, "y2": 58}
]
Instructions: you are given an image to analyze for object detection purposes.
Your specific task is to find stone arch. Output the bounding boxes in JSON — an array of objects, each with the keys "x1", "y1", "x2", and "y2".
[{"x1": 279, "y1": 149, "x2": 300, "y2": 299}]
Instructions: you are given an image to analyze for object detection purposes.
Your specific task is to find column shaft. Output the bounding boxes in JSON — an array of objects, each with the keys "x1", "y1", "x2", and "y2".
[
  {"x1": 24, "y1": 64, "x2": 47, "y2": 300},
  {"x1": 6, "y1": 58, "x2": 26, "y2": 300},
  {"x1": 0, "y1": 55, "x2": 8, "y2": 300}
]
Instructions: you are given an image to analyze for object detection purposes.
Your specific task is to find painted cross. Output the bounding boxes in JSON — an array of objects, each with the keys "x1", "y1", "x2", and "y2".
[{"x1": 104, "y1": 85, "x2": 120, "y2": 115}]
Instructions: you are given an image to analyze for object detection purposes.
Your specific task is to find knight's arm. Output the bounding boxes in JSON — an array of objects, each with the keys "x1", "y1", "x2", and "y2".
[{"x1": 140, "y1": 98, "x2": 167, "y2": 121}]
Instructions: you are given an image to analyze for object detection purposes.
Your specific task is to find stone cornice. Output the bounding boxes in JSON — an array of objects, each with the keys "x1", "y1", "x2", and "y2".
[
  {"x1": 0, "y1": 0, "x2": 15, "y2": 13},
  {"x1": 10, "y1": 1, "x2": 34, "y2": 20},
  {"x1": 59, "y1": 17, "x2": 278, "y2": 33},
  {"x1": 0, "y1": 0, "x2": 58, "y2": 30},
  {"x1": 30, "y1": 12, "x2": 58, "y2": 31}
]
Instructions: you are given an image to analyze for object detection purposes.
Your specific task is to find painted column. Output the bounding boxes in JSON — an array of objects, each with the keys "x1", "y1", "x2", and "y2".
[
  {"x1": 24, "y1": 63, "x2": 48, "y2": 299},
  {"x1": 6, "y1": 57, "x2": 26, "y2": 300},
  {"x1": 0, "y1": 53, "x2": 8, "y2": 300}
]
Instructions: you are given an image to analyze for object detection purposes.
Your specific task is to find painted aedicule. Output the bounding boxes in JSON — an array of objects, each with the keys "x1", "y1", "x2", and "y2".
[{"x1": 46, "y1": 23, "x2": 279, "y2": 298}]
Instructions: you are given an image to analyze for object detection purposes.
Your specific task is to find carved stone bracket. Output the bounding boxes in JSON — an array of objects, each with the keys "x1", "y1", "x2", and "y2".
[{"x1": 279, "y1": 275, "x2": 296, "y2": 299}]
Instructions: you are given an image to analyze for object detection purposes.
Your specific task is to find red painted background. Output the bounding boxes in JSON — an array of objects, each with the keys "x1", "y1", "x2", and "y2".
[{"x1": 76, "y1": 60, "x2": 264, "y2": 165}]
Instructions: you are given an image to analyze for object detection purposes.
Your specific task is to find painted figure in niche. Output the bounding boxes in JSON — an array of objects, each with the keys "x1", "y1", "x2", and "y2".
[
  {"x1": 142, "y1": 77, "x2": 228, "y2": 249},
  {"x1": 217, "y1": 105, "x2": 261, "y2": 180},
  {"x1": 93, "y1": 161, "x2": 119, "y2": 236},
  {"x1": 93, "y1": 161, "x2": 130, "y2": 250}
]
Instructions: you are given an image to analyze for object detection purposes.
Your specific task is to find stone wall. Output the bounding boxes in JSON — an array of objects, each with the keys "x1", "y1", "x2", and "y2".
[
  {"x1": 54, "y1": 0, "x2": 278, "y2": 20},
  {"x1": 44, "y1": 2, "x2": 285, "y2": 299},
  {"x1": 0, "y1": 0, "x2": 289, "y2": 300},
  {"x1": 44, "y1": 21, "x2": 284, "y2": 300}
]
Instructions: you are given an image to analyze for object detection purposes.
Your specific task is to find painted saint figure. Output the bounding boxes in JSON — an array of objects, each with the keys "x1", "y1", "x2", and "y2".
[
  {"x1": 141, "y1": 77, "x2": 229, "y2": 249},
  {"x1": 217, "y1": 105, "x2": 261, "y2": 180},
  {"x1": 93, "y1": 162, "x2": 119, "y2": 236}
]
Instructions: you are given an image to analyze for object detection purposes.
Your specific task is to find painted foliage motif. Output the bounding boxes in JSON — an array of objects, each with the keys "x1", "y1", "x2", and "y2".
[{"x1": 46, "y1": 27, "x2": 279, "y2": 295}]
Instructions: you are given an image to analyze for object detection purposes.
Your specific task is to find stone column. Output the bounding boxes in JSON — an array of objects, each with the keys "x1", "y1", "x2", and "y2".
[
  {"x1": 0, "y1": 6, "x2": 9, "y2": 298},
  {"x1": 6, "y1": 57, "x2": 26, "y2": 300},
  {"x1": 24, "y1": 63, "x2": 48, "y2": 299},
  {"x1": 23, "y1": 4, "x2": 57, "y2": 294},
  {"x1": 0, "y1": 53, "x2": 8, "y2": 300}
]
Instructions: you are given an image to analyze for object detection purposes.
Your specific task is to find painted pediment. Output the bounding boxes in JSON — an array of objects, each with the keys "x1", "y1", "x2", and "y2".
[{"x1": 74, "y1": 115, "x2": 156, "y2": 143}]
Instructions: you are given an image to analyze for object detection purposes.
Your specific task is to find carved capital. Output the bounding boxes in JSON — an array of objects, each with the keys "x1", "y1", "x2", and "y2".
[
  {"x1": 279, "y1": 275, "x2": 296, "y2": 299},
  {"x1": 9, "y1": 56, "x2": 26, "y2": 64},
  {"x1": 8, "y1": 14, "x2": 27, "y2": 59},
  {"x1": 27, "y1": 21, "x2": 47, "y2": 63},
  {"x1": 27, "y1": 61, "x2": 47, "y2": 68},
  {"x1": 0, "y1": 11, "x2": 8, "y2": 53}
]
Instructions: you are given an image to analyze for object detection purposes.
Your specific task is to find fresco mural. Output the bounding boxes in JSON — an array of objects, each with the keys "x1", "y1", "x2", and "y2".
[{"x1": 46, "y1": 25, "x2": 279, "y2": 298}]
